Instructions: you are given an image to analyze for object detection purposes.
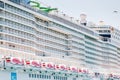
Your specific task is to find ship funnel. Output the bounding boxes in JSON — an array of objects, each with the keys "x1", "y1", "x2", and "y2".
[{"x1": 80, "y1": 14, "x2": 87, "y2": 26}]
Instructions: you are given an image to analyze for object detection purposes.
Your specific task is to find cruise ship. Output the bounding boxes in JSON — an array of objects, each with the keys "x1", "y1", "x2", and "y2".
[{"x1": 0, "y1": 0, "x2": 120, "y2": 80}]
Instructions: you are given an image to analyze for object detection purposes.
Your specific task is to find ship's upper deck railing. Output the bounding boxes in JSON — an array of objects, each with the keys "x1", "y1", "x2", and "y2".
[
  {"x1": 5, "y1": 0, "x2": 99, "y2": 38},
  {"x1": 17, "y1": 2, "x2": 99, "y2": 37},
  {"x1": 49, "y1": 11, "x2": 99, "y2": 38},
  {"x1": 49, "y1": 11, "x2": 80, "y2": 25}
]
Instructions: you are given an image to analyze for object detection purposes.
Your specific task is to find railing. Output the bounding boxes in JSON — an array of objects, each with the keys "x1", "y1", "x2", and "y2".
[
  {"x1": 16, "y1": 3, "x2": 99, "y2": 38},
  {"x1": 49, "y1": 11, "x2": 99, "y2": 37},
  {"x1": 50, "y1": 11, "x2": 80, "y2": 25}
]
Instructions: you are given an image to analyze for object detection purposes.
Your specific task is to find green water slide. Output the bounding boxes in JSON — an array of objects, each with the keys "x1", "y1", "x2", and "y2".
[{"x1": 29, "y1": 0, "x2": 57, "y2": 12}]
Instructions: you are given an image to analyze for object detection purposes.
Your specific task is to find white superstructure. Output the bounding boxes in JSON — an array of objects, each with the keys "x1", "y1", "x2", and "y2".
[{"x1": 0, "y1": 0, "x2": 120, "y2": 80}]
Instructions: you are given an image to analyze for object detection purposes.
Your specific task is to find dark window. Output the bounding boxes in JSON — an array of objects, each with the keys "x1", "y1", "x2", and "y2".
[
  {"x1": 0, "y1": 1, "x2": 4, "y2": 8},
  {"x1": 37, "y1": 74, "x2": 39, "y2": 78},
  {"x1": 32, "y1": 74, "x2": 34, "y2": 78},
  {"x1": 34, "y1": 74, "x2": 36, "y2": 78},
  {"x1": 44, "y1": 75, "x2": 46, "y2": 79},
  {"x1": 40, "y1": 75, "x2": 42, "y2": 78},
  {"x1": 54, "y1": 76, "x2": 56, "y2": 79},
  {"x1": 29, "y1": 74, "x2": 31, "y2": 78},
  {"x1": 49, "y1": 75, "x2": 51, "y2": 79}
]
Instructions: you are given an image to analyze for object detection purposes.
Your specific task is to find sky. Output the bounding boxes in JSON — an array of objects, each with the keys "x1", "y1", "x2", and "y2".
[{"x1": 38, "y1": 0, "x2": 120, "y2": 29}]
